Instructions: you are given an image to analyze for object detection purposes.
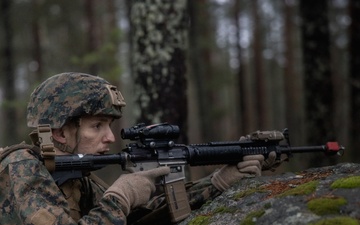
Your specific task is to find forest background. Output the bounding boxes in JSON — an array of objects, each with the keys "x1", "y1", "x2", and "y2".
[{"x1": 1, "y1": 0, "x2": 359, "y2": 182}]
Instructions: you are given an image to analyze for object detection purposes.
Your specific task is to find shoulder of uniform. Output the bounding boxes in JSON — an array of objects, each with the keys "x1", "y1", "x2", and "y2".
[{"x1": 0, "y1": 143, "x2": 41, "y2": 170}]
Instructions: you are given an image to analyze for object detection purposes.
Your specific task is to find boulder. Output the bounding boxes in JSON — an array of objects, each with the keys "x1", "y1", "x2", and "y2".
[{"x1": 180, "y1": 163, "x2": 360, "y2": 225}]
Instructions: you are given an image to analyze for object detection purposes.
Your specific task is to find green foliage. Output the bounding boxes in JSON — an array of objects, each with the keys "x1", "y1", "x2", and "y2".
[
  {"x1": 307, "y1": 197, "x2": 347, "y2": 215},
  {"x1": 188, "y1": 215, "x2": 210, "y2": 225},
  {"x1": 279, "y1": 181, "x2": 318, "y2": 197},
  {"x1": 309, "y1": 216, "x2": 359, "y2": 225},
  {"x1": 331, "y1": 176, "x2": 360, "y2": 189},
  {"x1": 240, "y1": 210, "x2": 265, "y2": 225}
]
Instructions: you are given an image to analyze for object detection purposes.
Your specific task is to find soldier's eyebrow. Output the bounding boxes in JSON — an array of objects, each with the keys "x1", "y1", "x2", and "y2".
[{"x1": 94, "y1": 116, "x2": 114, "y2": 123}]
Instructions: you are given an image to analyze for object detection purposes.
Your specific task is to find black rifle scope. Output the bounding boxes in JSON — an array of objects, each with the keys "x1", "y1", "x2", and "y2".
[{"x1": 121, "y1": 123, "x2": 180, "y2": 140}]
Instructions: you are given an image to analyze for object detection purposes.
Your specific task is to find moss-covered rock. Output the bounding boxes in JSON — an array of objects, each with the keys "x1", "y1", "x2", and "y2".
[
  {"x1": 234, "y1": 186, "x2": 267, "y2": 200},
  {"x1": 239, "y1": 210, "x2": 265, "y2": 225},
  {"x1": 309, "y1": 216, "x2": 360, "y2": 225},
  {"x1": 212, "y1": 206, "x2": 237, "y2": 214},
  {"x1": 180, "y1": 163, "x2": 360, "y2": 225},
  {"x1": 188, "y1": 215, "x2": 210, "y2": 225},
  {"x1": 307, "y1": 197, "x2": 347, "y2": 215},
  {"x1": 278, "y1": 180, "x2": 318, "y2": 197},
  {"x1": 331, "y1": 175, "x2": 360, "y2": 189}
]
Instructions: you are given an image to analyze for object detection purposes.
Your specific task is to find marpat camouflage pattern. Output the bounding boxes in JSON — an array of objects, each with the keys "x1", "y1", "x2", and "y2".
[
  {"x1": 27, "y1": 72, "x2": 126, "y2": 129},
  {"x1": 0, "y1": 148, "x2": 127, "y2": 224}
]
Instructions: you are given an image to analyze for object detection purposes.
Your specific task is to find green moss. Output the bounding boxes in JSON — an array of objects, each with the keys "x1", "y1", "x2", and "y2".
[
  {"x1": 240, "y1": 210, "x2": 265, "y2": 225},
  {"x1": 188, "y1": 215, "x2": 210, "y2": 225},
  {"x1": 187, "y1": 206, "x2": 236, "y2": 225},
  {"x1": 331, "y1": 176, "x2": 360, "y2": 189},
  {"x1": 213, "y1": 206, "x2": 237, "y2": 214},
  {"x1": 279, "y1": 181, "x2": 318, "y2": 197},
  {"x1": 309, "y1": 216, "x2": 360, "y2": 225},
  {"x1": 264, "y1": 202, "x2": 272, "y2": 209},
  {"x1": 234, "y1": 187, "x2": 267, "y2": 200},
  {"x1": 234, "y1": 189, "x2": 257, "y2": 199},
  {"x1": 307, "y1": 197, "x2": 347, "y2": 215}
]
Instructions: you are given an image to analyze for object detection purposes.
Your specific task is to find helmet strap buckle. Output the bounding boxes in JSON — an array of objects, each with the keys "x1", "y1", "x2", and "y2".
[{"x1": 37, "y1": 124, "x2": 56, "y2": 172}]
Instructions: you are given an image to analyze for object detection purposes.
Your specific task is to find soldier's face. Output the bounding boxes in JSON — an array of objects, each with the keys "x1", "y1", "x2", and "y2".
[{"x1": 65, "y1": 115, "x2": 116, "y2": 154}]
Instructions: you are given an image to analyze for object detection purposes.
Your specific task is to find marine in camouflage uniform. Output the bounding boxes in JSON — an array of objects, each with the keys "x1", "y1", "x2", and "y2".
[
  {"x1": 0, "y1": 72, "x2": 271, "y2": 225},
  {"x1": 0, "y1": 146, "x2": 127, "y2": 224},
  {"x1": 0, "y1": 73, "x2": 131, "y2": 224}
]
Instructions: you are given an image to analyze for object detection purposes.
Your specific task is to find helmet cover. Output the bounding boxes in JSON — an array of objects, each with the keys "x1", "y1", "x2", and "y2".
[{"x1": 27, "y1": 72, "x2": 126, "y2": 128}]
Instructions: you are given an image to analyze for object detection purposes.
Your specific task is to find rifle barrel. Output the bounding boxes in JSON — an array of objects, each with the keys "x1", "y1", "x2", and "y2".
[{"x1": 280, "y1": 142, "x2": 344, "y2": 155}]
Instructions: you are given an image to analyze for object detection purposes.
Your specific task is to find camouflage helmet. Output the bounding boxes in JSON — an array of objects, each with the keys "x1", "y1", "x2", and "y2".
[{"x1": 27, "y1": 72, "x2": 126, "y2": 128}]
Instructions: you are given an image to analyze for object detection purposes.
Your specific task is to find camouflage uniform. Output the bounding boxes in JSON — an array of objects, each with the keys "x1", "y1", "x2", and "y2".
[{"x1": 0, "y1": 147, "x2": 127, "y2": 224}]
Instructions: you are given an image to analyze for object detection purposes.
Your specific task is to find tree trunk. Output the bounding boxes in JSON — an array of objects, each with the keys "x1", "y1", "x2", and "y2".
[
  {"x1": 129, "y1": 0, "x2": 188, "y2": 143},
  {"x1": 349, "y1": 0, "x2": 360, "y2": 162},
  {"x1": 233, "y1": 0, "x2": 256, "y2": 134},
  {"x1": 84, "y1": 0, "x2": 99, "y2": 74},
  {"x1": 283, "y1": 0, "x2": 305, "y2": 146},
  {"x1": 188, "y1": 0, "x2": 217, "y2": 141},
  {"x1": 252, "y1": 0, "x2": 270, "y2": 130},
  {"x1": 0, "y1": 0, "x2": 17, "y2": 146},
  {"x1": 300, "y1": 0, "x2": 336, "y2": 167},
  {"x1": 31, "y1": 0, "x2": 43, "y2": 81}
]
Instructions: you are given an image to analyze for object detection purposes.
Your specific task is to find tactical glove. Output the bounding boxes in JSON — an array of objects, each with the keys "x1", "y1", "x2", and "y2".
[
  {"x1": 211, "y1": 154, "x2": 264, "y2": 192},
  {"x1": 239, "y1": 135, "x2": 281, "y2": 171},
  {"x1": 262, "y1": 151, "x2": 280, "y2": 171},
  {"x1": 104, "y1": 166, "x2": 170, "y2": 215}
]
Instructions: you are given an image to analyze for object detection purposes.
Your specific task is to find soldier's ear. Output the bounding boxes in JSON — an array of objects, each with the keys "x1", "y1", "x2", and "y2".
[{"x1": 52, "y1": 128, "x2": 66, "y2": 144}]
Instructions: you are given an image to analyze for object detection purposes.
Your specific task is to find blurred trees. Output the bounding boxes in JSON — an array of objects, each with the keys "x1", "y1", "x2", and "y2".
[
  {"x1": 300, "y1": 0, "x2": 335, "y2": 167},
  {"x1": 282, "y1": 0, "x2": 305, "y2": 147},
  {"x1": 0, "y1": 0, "x2": 358, "y2": 175},
  {"x1": 349, "y1": 0, "x2": 360, "y2": 161},
  {"x1": 188, "y1": 0, "x2": 216, "y2": 142},
  {"x1": 1, "y1": 0, "x2": 18, "y2": 146}
]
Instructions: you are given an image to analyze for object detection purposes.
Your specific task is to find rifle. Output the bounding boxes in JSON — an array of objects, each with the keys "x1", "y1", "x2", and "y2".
[{"x1": 52, "y1": 123, "x2": 344, "y2": 223}]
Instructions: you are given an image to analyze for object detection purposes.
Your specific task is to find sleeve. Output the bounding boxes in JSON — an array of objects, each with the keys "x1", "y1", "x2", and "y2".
[
  {"x1": 186, "y1": 174, "x2": 222, "y2": 210},
  {"x1": 8, "y1": 151, "x2": 127, "y2": 225}
]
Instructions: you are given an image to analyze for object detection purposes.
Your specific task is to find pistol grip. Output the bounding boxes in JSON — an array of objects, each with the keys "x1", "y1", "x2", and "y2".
[{"x1": 164, "y1": 179, "x2": 191, "y2": 223}]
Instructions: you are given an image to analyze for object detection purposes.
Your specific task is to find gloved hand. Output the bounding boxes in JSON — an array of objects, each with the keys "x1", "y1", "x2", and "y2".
[
  {"x1": 104, "y1": 167, "x2": 170, "y2": 215},
  {"x1": 262, "y1": 151, "x2": 279, "y2": 171},
  {"x1": 239, "y1": 135, "x2": 280, "y2": 171},
  {"x1": 211, "y1": 154, "x2": 264, "y2": 192}
]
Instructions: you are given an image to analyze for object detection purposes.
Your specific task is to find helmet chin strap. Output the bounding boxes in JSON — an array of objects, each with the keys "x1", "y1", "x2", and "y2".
[
  {"x1": 53, "y1": 139, "x2": 76, "y2": 154},
  {"x1": 53, "y1": 117, "x2": 82, "y2": 154}
]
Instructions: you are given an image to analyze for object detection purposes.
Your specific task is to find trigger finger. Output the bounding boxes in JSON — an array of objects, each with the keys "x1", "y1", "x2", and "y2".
[{"x1": 265, "y1": 151, "x2": 276, "y2": 164}]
